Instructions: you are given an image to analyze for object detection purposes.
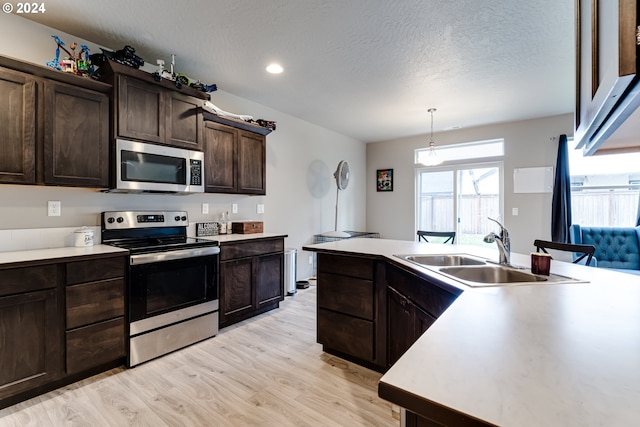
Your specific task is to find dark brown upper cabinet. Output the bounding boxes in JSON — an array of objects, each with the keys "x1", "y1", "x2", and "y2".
[
  {"x1": 575, "y1": 0, "x2": 640, "y2": 155},
  {"x1": 0, "y1": 56, "x2": 111, "y2": 188},
  {"x1": 0, "y1": 67, "x2": 36, "y2": 184},
  {"x1": 103, "y1": 60, "x2": 205, "y2": 151},
  {"x1": 44, "y1": 81, "x2": 109, "y2": 187},
  {"x1": 203, "y1": 121, "x2": 266, "y2": 195}
]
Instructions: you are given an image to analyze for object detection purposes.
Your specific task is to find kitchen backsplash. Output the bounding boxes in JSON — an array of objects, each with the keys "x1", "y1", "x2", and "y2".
[
  {"x1": 0, "y1": 226, "x2": 101, "y2": 252},
  {"x1": 0, "y1": 223, "x2": 207, "y2": 253}
]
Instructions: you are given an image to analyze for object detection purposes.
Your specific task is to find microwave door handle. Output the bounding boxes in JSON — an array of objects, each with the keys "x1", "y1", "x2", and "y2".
[{"x1": 130, "y1": 247, "x2": 220, "y2": 265}]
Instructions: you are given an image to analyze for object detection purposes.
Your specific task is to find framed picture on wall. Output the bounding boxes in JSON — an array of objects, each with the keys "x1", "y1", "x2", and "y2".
[{"x1": 377, "y1": 169, "x2": 393, "y2": 192}]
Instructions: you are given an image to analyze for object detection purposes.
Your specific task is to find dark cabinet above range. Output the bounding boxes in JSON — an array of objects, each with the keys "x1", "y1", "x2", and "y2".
[{"x1": 100, "y1": 59, "x2": 206, "y2": 151}]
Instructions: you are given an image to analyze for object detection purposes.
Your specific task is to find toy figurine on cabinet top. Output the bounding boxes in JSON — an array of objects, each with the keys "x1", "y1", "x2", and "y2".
[
  {"x1": 46, "y1": 35, "x2": 93, "y2": 77},
  {"x1": 152, "y1": 54, "x2": 217, "y2": 93}
]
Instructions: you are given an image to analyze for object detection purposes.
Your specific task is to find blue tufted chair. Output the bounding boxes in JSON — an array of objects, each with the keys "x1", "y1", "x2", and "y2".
[{"x1": 570, "y1": 224, "x2": 640, "y2": 274}]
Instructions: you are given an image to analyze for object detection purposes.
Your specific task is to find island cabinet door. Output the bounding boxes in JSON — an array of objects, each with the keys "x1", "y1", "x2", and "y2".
[
  {"x1": 387, "y1": 286, "x2": 436, "y2": 366},
  {"x1": 316, "y1": 253, "x2": 379, "y2": 366}
]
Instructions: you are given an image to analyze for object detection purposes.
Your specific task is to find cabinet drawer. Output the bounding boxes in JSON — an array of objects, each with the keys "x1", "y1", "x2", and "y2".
[
  {"x1": 317, "y1": 308, "x2": 374, "y2": 362},
  {"x1": 66, "y1": 256, "x2": 125, "y2": 285},
  {"x1": 0, "y1": 264, "x2": 57, "y2": 297},
  {"x1": 318, "y1": 253, "x2": 374, "y2": 280},
  {"x1": 318, "y1": 272, "x2": 374, "y2": 319},
  {"x1": 221, "y1": 239, "x2": 284, "y2": 261},
  {"x1": 387, "y1": 265, "x2": 460, "y2": 318},
  {"x1": 66, "y1": 317, "x2": 125, "y2": 375},
  {"x1": 66, "y1": 278, "x2": 125, "y2": 329}
]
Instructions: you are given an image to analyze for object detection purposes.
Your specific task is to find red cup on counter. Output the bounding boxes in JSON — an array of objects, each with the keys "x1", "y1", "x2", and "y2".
[{"x1": 531, "y1": 252, "x2": 551, "y2": 275}]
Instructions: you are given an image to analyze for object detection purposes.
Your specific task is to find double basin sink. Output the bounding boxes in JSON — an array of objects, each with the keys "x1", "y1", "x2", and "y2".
[{"x1": 395, "y1": 254, "x2": 585, "y2": 287}]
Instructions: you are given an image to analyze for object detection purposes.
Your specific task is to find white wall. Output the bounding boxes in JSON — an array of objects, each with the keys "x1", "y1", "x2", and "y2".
[
  {"x1": 0, "y1": 14, "x2": 367, "y2": 279},
  {"x1": 367, "y1": 114, "x2": 574, "y2": 255}
]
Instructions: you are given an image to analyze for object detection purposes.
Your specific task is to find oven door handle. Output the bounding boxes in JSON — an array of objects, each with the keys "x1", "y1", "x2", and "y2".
[{"x1": 130, "y1": 246, "x2": 220, "y2": 265}]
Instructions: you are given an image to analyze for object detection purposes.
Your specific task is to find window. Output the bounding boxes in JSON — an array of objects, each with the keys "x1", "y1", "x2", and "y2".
[
  {"x1": 569, "y1": 147, "x2": 640, "y2": 227},
  {"x1": 415, "y1": 139, "x2": 504, "y2": 165},
  {"x1": 415, "y1": 139, "x2": 504, "y2": 246}
]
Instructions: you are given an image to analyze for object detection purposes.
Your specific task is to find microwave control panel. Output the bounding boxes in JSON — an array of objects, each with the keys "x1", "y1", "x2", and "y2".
[{"x1": 190, "y1": 159, "x2": 202, "y2": 186}]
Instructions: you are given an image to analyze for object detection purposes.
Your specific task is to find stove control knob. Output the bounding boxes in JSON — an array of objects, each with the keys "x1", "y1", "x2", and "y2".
[
  {"x1": 175, "y1": 216, "x2": 181, "y2": 222},
  {"x1": 107, "y1": 217, "x2": 115, "y2": 224},
  {"x1": 116, "y1": 217, "x2": 124, "y2": 223},
  {"x1": 181, "y1": 216, "x2": 187, "y2": 221}
]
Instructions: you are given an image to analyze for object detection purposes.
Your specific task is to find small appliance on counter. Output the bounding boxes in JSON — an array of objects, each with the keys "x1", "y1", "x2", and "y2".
[
  {"x1": 101, "y1": 210, "x2": 219, "y2": 367},
  {"x1": 74, "y1": 226, "x2": 94, "y2": 247}
]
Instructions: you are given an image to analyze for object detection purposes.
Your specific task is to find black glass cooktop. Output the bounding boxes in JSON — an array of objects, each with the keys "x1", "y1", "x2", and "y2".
[{"x1": 107, "y1": 237, "x2": 218, "y2": 254}]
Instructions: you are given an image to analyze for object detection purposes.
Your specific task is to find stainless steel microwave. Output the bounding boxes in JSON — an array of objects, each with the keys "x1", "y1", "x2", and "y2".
[{"x1": 112, "y1": 139, "x2": 204, "y2": 194}]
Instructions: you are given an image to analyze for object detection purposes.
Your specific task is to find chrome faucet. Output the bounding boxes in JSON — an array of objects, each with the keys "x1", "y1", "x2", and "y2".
[{"x1": 483, "y1": 217, "x2": 511, "y2": 265}]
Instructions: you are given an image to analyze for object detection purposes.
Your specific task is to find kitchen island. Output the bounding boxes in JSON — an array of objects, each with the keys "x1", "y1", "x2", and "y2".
[{"x1": 304, "y1": 238, "x2": 640, "y2": 426}]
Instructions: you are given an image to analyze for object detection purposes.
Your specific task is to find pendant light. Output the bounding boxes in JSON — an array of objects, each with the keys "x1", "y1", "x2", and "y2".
[{"x1": 422, "y1": 108, "x2": 443, "y2": 166}]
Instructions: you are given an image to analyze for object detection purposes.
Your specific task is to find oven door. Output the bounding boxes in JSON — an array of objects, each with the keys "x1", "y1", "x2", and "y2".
[{"x1": 129, "y1": 246, "x2": 220, "y2": 325}]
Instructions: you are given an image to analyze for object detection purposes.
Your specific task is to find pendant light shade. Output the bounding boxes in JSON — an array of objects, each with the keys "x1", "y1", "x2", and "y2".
[{"x1": 422, "y1": 108, "x2": 443, "y2": 166}]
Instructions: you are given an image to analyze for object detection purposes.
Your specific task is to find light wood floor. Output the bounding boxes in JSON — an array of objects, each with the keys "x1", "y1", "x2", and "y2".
[{"x1": 0, "y1": 286, "x2": 399, "y2": 426}]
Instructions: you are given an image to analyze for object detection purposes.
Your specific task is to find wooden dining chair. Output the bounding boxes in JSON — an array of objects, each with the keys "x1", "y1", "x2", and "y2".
[
  {"x1": 417, "y1": 230, "x2": 456, "y2": 244},
  {"x1": 533, "y1": 239, "x2": 596, "y2": 266}
]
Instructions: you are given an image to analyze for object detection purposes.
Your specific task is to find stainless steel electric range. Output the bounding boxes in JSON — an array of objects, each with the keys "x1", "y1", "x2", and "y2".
[{"x1": 101, "y1": 210, "x2": 219, "y2": 367}]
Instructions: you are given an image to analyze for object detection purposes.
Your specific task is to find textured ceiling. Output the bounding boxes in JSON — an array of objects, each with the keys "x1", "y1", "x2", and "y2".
[{"x1": 24, "y1": 0, "x2": 575, "y2": 142}]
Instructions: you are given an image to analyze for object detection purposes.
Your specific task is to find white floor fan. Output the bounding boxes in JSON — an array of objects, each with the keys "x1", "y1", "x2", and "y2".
[{"x1": 321, "y1": 160, "x2": 351, "y2": 238}]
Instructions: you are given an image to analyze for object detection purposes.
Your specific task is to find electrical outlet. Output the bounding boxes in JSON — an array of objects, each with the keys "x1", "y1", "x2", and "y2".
[
  {"x1": 257, "y1": 204, "x2": 265, "y2": 214},
  {"x1": 232, "y1": 203, "x2": 238, "y2": 214},
  {"x1": 47, "y1": 201, "x2": 61, "y2": 217},
  {"x1": 308, "y1": 254, "x2": 313, "y2": 265},
  {"x1": 512, "y1": 207, "x2": 519, "y2": 216},
  {"x1": 202, "y1": 203, "x2": 209, "y2": 214}
]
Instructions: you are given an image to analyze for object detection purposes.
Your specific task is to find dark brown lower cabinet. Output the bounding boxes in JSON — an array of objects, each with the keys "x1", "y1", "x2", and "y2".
[
  {"x1": 64, "y1": 256, "x2": 126, "y2": 376},
  {"x1": 220, "y1": 237, "x2": 285, "y2": 327},
  {"x1": 317, "y1": 308, "x2": 374, "y2": 361},
  {"x1": 0, "y1": 287, "x2": 62, "y2": 401},
  {"x1": 316, "y1": 253, "x2": 387, "y2": 371},
  {"x1": 66, "y1": 318, "x2": 125, "y2": 375},
  {"x1": 386, "y1": 265, "x2": 460, "y2": 366},
  {"x1": 387, "y1": 287, "x2": 435, "y2": 366},
  {"x1": 0, "y1": 253, "x2": 127, "y2": 410}
]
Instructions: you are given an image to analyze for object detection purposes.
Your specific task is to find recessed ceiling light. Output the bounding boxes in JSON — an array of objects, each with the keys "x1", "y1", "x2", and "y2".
[{"x1": 266, "y1": 63, "x2": 284, "y2": 74}]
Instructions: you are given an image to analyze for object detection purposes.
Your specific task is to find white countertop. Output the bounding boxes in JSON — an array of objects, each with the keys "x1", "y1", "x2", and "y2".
[
  {"x1": 304, "y1": 238, "x2": 640, "y2": 426},
  {"x1": 0, "y1": 244, "x2": 128, "y2": 266},
  {"x1": 204, "y1": 232, "x2": 288, "y2": 244},
  {"x1": 0, "y1": 233, "x2": 288, "y2": 266}
]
